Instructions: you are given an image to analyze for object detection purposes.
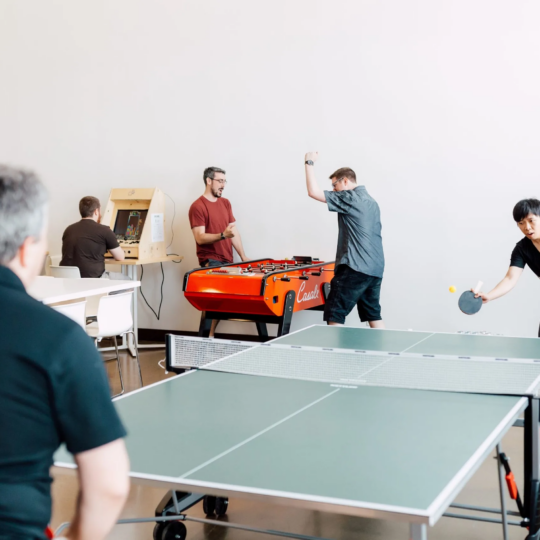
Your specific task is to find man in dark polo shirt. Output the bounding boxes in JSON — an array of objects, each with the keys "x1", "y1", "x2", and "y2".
[
  {"x1": 188, "y1": 166, "x2": 250, "y2": 336},
  {"x1": 475, "y1": 199, "x2": 540, "y2": 330},
  {"x1": 61, "y1": 196, "x2": 125, "y2": 278},
  {"x1": 0, "y1": 166, "x2": 129, "y2": 539},
  {"x1": 303, "y1": 152, "x2": 385, "y2": 328}
]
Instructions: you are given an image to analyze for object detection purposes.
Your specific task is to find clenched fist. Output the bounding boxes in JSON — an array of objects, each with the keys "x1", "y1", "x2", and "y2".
[{"x1": 223, "y1": 223, "x2": 235, "y2": 239}]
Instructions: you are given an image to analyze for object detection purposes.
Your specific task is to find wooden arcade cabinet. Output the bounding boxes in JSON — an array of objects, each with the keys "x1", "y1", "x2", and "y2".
[
  {"x1": 102, "y1": 188, "x2": 167, "y2": 260},
  {"x1": 101, "y1": 188, "x2": 183, "y2": 355}
]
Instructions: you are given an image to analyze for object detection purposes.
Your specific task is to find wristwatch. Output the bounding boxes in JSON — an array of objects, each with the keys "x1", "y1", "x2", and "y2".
[
  {"x1": 220, "y1": 232, "x2": 225, "y2": 241},
  {"x1": 305, "y1": 160, "x2": 314, "y2": 166}
]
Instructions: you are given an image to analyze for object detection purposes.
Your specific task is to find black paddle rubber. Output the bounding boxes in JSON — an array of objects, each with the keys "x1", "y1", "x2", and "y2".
[{"x1": 458, "y1": 290, "x2": 482, "y2": 315}]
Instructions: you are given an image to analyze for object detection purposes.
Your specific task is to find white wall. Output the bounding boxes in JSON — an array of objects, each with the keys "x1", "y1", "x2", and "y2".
[{"x1": 1, "y1": 0, "x2": 539, "y2": 337}]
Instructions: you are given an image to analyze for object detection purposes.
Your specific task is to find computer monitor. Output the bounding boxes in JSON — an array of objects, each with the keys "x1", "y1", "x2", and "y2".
[{"x1": 113, "y1": 210, "x2": 148, "y2": 240}]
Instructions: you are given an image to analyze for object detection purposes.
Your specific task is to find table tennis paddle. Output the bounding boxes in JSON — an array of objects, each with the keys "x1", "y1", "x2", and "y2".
[{"x1": 458, "y1": 281, "x2": 483, "y2": 315}]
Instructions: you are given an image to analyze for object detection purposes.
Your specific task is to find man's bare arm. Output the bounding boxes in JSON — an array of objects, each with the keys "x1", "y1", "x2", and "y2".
[
  {"x1": 305, "y1": 152, "x2": 326, "y2": 203},
  {"x1": 192, "y1": 225, "x2": 235, "y2": 245},
  {"x1": 475, "y1": 266, "x2": 523, "y2": 303},
  {"x1": 67, "y1": 439, "x2": 130, "y2": 540},
  {"x1": 230, "y1": 223, "x2": 249, "y2": 261},
  {"x1": 109, "y1": 247, "x2": 125, "y2": 261}
]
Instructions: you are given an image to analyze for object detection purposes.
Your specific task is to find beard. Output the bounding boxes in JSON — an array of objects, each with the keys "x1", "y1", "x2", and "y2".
[{"x1": 211, "y1": 187, "x2": 223, "y2": 198}]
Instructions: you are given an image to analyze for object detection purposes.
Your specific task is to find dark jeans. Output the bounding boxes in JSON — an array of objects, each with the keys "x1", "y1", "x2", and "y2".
[{"x1": 200, "y1": 259, "x2": 226, "y2": 268}]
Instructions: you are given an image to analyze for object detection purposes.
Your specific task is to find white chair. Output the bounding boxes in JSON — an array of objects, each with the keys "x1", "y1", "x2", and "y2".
[
  {"x1": 86, "y1": 291, "x2": 143, "y2": 398},
  {"x1": 43, "y1": 254, "x2": 62, "y2": 276},
  {"x1": 50, "y1": 265, "x2": 81, "y2": 279},
  {"x1": 51, "y1": 300, "x2": 87, "y2": 328},
  {"x1": 49, "y1": 265, "x2": 104, "y2": 323}
]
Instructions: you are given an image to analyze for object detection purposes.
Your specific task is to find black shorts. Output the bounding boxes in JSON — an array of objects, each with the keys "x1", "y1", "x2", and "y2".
[{"x1": 324, "y1": 264, "x2": 383, "y2": 324}]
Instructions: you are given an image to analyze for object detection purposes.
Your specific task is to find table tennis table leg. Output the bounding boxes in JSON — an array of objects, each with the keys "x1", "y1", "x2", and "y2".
[
  {"x1": 496, "y1": 444, "x2": 510, "y2": 540},
  {"x1": 524, "y1": 398, "x2": 540, "y2": 538},
  {"x1": 409, "y1": 523, "x2": 427, "y2": 540}
]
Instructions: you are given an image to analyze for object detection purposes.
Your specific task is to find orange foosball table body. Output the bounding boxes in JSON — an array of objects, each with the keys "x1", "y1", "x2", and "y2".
[{"x1": 183, "y1": 257, "x2": 335, "y2": 338}]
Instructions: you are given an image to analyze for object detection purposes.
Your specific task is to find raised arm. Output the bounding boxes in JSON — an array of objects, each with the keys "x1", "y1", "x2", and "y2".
[
  {"x1": 230, "y1": 223, "x2": 249, "y2": 261},
  {"x1": 67, "y1": 439, "x2": 130, "y2": 540},
  {"x1": 191, "y1": 224, "x2": 235, "y2": 245},
  {"x1": 304, "y1": 152, "x2": 326, "y2": 203},
  {"x1": 475, "y1": 266, "x2": 523, "y2": 303}
]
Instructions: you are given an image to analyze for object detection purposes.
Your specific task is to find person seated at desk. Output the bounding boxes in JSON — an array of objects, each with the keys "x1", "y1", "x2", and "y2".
[
  {"x1": 0, "y1": 166, "x2": 129, "y2": 540},
  {"x1": 61, "y1": 196, "x2": 125, "y2": 278}
]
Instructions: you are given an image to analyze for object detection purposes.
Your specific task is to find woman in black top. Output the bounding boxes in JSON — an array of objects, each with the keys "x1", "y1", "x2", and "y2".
[{"x1": 476, "y1": 199, "x2": 540, "y2": 307}]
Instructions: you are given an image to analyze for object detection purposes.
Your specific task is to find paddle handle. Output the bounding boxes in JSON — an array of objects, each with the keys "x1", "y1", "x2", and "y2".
[{"x1": 472, "y1": 281, "x2": 483, "y2": 294}]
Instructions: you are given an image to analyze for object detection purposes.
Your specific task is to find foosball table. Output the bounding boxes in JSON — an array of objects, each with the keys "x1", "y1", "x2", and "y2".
[{"x1": 183, "y1": 257, "x2": 335, "y2": 338}]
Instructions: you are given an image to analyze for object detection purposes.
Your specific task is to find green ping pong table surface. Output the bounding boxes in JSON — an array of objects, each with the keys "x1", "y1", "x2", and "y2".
[{"x1": 54, "y1": 325, "x2": 540, "y2": 540}]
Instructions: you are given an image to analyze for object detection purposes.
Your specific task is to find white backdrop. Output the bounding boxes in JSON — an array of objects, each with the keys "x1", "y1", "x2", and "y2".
[{"x1": 1, "y1": 0, "x2": 539, "y2": 336}]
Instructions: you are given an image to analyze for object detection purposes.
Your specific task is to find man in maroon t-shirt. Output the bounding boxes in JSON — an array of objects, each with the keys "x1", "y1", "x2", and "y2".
[{"x1": 188, "y1": 166, "x2": 249, "y2": 335}]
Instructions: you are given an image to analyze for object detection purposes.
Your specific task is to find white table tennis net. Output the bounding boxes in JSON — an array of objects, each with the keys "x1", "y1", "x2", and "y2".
[
  {"x1": 201, "y1": 344, "x2": 540, "y2": 396},
  {"x1": 166, "y1": 335, "x2": 255, "y2": 369}
]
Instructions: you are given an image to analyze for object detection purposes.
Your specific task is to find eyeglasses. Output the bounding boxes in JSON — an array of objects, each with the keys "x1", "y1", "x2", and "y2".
[
  {"x1": 331, "y1": 178, "x2": 343, "y2": 188},
  {"x1": 212, "y1": 179, "x2": 227, "y2": 185}
]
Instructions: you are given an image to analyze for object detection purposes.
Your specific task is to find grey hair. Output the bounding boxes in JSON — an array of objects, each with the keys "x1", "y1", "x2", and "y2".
[
  {"x1": 203, "y1": 166, "x2": 226, "y2": 186},
  {"x1": 0, "y1": 165, "x2": 48, "y2": 265}
]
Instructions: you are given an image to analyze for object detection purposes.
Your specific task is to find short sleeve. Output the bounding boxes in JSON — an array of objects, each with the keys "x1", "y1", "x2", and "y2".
[
  {"x1": 510, "y1": 243, "x2": 526, "y2": 269},
  {"x1": 104, "y1": 227, "x2": 120, "y2": 250},
  {"x1": 226, "y1": 200, "x2": 235, "y2": 223},
  {"x1": 325, "y1": 190, "x2": 354, "y2": 214},
  {"x1": 52, "y1": 325, "x2": 126, "y2": 454},
  {"x1": 189, "y1": 200, "x2": 208, "y2": 228}
]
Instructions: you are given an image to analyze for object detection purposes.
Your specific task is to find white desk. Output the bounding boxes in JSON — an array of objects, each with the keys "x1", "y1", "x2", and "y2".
[
  {"x1": 29, "y1": 277, "x2": 141, "y2": 355},
  {"x1": 29, "y1": 277, "x2": 140, "y2": 305}
]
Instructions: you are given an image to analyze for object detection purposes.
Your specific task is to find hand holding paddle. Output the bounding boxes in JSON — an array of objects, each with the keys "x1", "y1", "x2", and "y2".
[{"x1": 458, "y1": 281, "x2": 483, "y2": 315}]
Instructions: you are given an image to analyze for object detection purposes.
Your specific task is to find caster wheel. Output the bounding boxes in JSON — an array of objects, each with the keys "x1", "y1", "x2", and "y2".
[
  {"x1": 153, "y1": 522, "x2": 166, "y2": 540},
  {"x1": 203, "y1": 495, "x2": 216, "y2": 516},
  {"x1": 162, "y1": 521, "x2": 187, "y2": 540},
  {"x1": 215, "y1": 497, "x2": 228, "y2": 516}
]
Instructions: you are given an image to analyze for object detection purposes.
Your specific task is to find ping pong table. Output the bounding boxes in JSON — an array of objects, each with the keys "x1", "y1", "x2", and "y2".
[{"x1": 54, "y1": 325, "x2": 540, "y2": 540}]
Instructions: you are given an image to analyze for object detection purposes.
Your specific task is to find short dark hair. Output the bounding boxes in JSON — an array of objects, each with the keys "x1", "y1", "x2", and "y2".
[
  {"x1": 203, "y1": 167, "x2": 226, "y2": 186},
  {"x1": 329, "y1": 167, "x2": 356, "y2": 183},
  {"x1": 79, "y1": 196, "x2": 101, "y2": 218},
  {"x1": 513, "y1": 198, "x2": 540, "y2": 222}
]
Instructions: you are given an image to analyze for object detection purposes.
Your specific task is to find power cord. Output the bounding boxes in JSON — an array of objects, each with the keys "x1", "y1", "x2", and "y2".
[
  {"x1": 139, "y1": 192, "x2": 182, "y2": 320},
  {"x1": 164, "y1": 191, "x2": 182, "y2": 263},
  {"x1": 139, "y1": 262, "x2": 165, "y2": 320}
]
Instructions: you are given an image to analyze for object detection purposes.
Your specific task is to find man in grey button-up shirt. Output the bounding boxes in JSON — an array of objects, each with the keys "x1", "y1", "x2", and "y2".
[{"x1": 304, "y1": 152, "x2": 385, "y2": 328}]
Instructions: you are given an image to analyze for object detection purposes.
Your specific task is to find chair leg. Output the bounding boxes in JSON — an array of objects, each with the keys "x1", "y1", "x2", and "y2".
[
  {"x1": 111, "y1": 336, "x2": 125, "y2": 398},
  {"x1": 126, "y1": 330, "x2": 143, "y2": 389}
]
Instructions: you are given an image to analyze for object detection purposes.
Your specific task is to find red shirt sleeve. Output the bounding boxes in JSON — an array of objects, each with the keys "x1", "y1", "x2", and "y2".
[
  {"x1": 189, "y1": 199, "x2": 208, "y2": 228},
  {"x1": 226, "y1": 199, "x2": 236, "y2": 223}
]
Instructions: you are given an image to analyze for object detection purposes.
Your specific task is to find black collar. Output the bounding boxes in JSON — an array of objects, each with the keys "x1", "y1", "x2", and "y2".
[{"x1": 0, "y1": 266, "x2": 26, "y2": 292}]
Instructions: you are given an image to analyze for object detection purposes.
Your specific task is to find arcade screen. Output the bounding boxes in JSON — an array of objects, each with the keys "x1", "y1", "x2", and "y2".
[{"x1": 113, "y1": 210, "x2": 148, "y2": 240}]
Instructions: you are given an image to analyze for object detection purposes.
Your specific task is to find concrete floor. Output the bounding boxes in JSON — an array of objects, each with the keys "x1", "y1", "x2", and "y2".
[{"x1": 50, "y1": 346, "x2": 529, "y2": 540}]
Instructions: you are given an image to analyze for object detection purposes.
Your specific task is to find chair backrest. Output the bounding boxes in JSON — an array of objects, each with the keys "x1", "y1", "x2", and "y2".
[
  {"x1": 96, "y1": 292, "x2": 134, "y2": 337},
  {"x1": 51, "y1": 300, "x2": 87, "y2": 328},
  {"x1": 50, "y1": 255, "x2": 62, "y2": 266},
  {"x1": 50, "y1": 265, "x2": 81, "y2": 279}
]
